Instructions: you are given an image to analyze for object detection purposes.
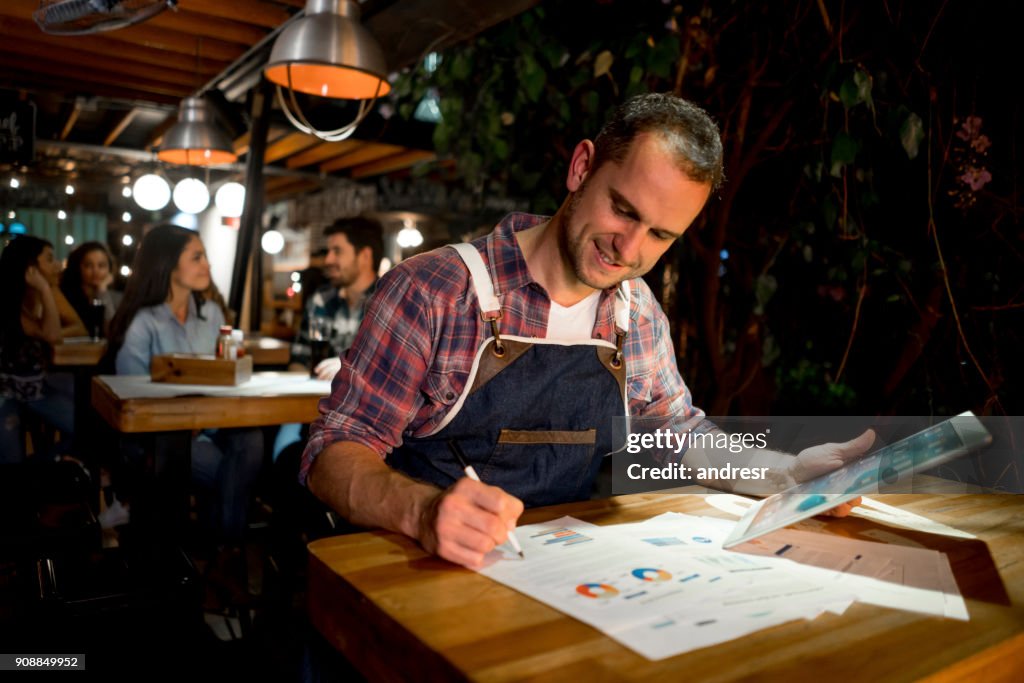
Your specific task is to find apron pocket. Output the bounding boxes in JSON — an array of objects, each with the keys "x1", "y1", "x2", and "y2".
[{"x1": 484, "y1": 429, "x2": 598, "y2": 507}]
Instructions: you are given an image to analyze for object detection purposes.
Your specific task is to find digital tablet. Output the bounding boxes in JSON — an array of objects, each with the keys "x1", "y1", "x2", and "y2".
[{"x1": 722, "y1": 412, "x2": 992, "y2": 548}]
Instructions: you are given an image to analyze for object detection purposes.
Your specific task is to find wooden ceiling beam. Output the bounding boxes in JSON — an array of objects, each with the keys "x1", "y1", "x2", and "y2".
[
  {"x1": 0, "y1": 73, "x2": 179, "y2": 107},
  {"x1": 0, "y1": 51, "x2": 193, "y2": 100},
  {"x1": 320, "y1": 143, "x2": 404, "y2": 173},
  {"x1": 285, "y1": 139, "x2": 365, "y2": 169},
  {"x1": 103, "y1": 108, "x2": 140, "y2": 147},
  {"x1": 0, "y1": 17, "x2": 227, "y2": 75},
  {"x1": 350, "y1": 149, "x2": 436, "y2": 179},
  {"x1": 1, "y1": 38, "x2": 206, "y2": 90},
  {"x1": 146, "y1": 9, "x2": 270, "y2": 47},
  {"x1": 174, "y1": 0, "x2": 292, "y2": 30},
  {"x1": 60, "y1": 100, "x2": 83, "y2": 142},
  {"x1": 264, "y1": 132, "x2": 322, "y2": 164},
  {"x1": 145, "y1": 114, "x2": 178, "y2": 149},
  {"x1": 0, "y1": 0, "x2": 238, "y2": 61}
]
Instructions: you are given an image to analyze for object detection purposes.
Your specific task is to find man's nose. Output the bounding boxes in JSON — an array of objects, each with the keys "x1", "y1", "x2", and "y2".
[{"x1": 612, "y1": 224, "x2": 644, "y2": 265}]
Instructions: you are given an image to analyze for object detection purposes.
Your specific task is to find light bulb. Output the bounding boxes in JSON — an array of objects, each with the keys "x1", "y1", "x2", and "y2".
[
  {"x1": 214, "y1": 182, "x2": 246, "y2": 218},
  {"x1": 172, "y1": 178, "x2": 210, "y2": 215},
  {"x1": 261, "y1": 230, "x2": 284, "y2": 254},
  {"x1": 122, "y1": 211, "x2": 132, "y2": 222},
  {"x1": 133, "y1": 174, "x2": 171, "y2": 211},
  {"x1": 397, "y1": 226, "x2": 424, "y2": 248},
  {"x1": 65, "y1": 184, "x2": 75, "y2": 195},
  {"x1": 122, "y1": 234, "x2": 134, "y2": 246},
  {"x1": 120, "y1": 265, "x2": 131, "y2": 276},
  {"x1": 57, "y1": 210, "x2": 67, "y2": 220},
  {"x1": 122, "y1": 186, "x2": 132, "y2": 198},
  {"x1": 64, "y1": 235, "x2": 74, "y2": 245}
]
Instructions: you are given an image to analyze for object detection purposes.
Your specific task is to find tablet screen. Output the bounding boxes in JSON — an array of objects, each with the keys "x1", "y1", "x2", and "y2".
[{"x1": 722, "y1": 413, "x2": 990, "y2": 548}]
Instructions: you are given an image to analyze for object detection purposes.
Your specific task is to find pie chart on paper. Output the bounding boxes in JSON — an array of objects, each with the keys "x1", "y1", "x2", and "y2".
[
  {"x1": 631, "y1": 568, "x2": 672, "y2": 582},
  {"x1": 576, "y1": 583, "x2": 619, "y2": 598}
]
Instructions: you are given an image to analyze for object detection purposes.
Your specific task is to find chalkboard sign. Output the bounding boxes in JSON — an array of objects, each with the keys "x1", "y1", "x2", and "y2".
[{"x1": 0, "y1": 98, "x2": 36, "y2": 165}]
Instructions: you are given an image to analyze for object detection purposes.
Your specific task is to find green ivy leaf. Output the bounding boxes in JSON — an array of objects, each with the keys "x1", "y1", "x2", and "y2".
[
  {"x1": 839, "y1": 69, "x2": 873, "y2": 109},
  {"x1": 830, "y1": 132, "x2": 858, "y2": 176},
  {"x1": 451, "y1": 53, "x2": 472, "y2": 81},
  {"x1": 900, "y1": 112, "x2": 924, "y2": 159},
  {"x1": 519, "y1": 54, "x2": 546, "y2": 102}
]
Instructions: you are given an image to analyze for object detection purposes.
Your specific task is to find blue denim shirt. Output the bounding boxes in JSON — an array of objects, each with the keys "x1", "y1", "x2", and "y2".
[{"x1": 115, "y1": 296, "x2": 225, "y2": 375}]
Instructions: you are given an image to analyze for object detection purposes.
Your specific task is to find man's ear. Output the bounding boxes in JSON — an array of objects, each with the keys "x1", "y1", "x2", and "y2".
[
  {"x1": 566, "y1": 140, "x2": 595, "y2": 193},
  {"x1": 357, "y1": 246, "x2": 372, "y2": 272}
]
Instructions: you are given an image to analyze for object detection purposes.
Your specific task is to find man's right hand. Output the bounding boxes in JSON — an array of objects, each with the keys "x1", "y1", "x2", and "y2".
[{"x1": 418, "y1": 478, "x2": 524, "y2": 569}]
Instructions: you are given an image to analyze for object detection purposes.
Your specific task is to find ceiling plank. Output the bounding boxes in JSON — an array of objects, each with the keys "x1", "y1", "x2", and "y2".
[
  {"x1": 233, "y1": 132, "x2": 252, "y2": 157},
  {"x1": 0, "y1": 17, "x2": 228, "y2": 75},
  {"x1": 350, "y1": 149, "x2": 436, "y2": 179},
  {"x1": 0, "y1": 51, "x2": 193, "y2": 99},
  {"x1": 264, "y1": 132, "x2": 322, "y2": 164},
  {"x1": 0, "y1": 0, "x2": 243, "y2": 61},
  {"x1": 285, "y1": 140, "x2": 365, "y2": 169},
  {"x1": 60, "y1": 100, "x2": 83, "y2": 141},
  {"x1": 103, "y1": 108, "x2": 140, "y2": 147},
  {"x1": 319, "y1": 143, "x2": 404, "y2": 173},
  {"x1": 1, "y1": 37, "x2": 206, "y2": 90},
  {"x1": 146, "y1": 9, "x2": 270, "y2": 47},
  {"x1": 0, "y1": 73, "x2": 180, "y2": 107},
  {"x1": 174, "y1": 0, "x2": 292, "y2": 30}
]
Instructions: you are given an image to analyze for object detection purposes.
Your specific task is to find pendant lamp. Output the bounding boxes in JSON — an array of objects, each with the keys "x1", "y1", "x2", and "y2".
[
  {"x1": 158, "y1": 97, "x2": 238, "y2": 166},
  {"x1": 264, "y1": 0, "x2": 391, "y2": 141}
]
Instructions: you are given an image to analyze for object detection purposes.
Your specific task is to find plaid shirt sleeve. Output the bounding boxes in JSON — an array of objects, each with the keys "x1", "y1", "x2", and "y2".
[{"x1": 299, "y1": 264, "x2": 436, "y2": 484}]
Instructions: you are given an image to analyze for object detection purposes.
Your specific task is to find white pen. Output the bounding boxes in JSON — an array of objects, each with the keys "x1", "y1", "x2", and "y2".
[{"x1": 448, "y1": 440, "x2": 524, "y2": 559}]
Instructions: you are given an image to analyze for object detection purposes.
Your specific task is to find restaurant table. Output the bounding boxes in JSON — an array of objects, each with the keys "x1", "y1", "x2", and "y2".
[
  {"x1": 51, "y1": 338, "x2": 107, "y2": 473},
  {"x1": 52, "y1": 338, "x2": 106, "y2": 367},
  {"x1": 91, "y1": 372, "x2": 330, "y2": 433},
  {"x1": 91, "y1": 372, "x2": 331, "y2": 533},
  {"x1": 308, "y1": 491, "x2": 1024, "y2": 682}
]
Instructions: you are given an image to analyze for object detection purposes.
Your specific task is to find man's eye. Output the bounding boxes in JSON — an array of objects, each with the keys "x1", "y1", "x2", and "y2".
[{"x1": 652, "y1": 231, "x2": 674, "y2": 241}]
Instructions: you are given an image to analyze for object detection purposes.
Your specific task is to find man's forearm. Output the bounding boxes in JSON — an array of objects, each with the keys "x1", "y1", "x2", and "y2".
[{"x1": 307, "y1": 440, "x2": 440, "y2": 540}]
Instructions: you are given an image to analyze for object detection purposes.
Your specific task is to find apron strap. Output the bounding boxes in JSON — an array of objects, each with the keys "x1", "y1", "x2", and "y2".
[{"x1": 449, "y1": 243, "x2": 501, "y2": 319}]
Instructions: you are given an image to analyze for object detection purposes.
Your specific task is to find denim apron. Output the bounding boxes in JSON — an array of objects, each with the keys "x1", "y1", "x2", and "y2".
[{"x1": 386, "y1": 243, "x2": 630, "y2": 508}]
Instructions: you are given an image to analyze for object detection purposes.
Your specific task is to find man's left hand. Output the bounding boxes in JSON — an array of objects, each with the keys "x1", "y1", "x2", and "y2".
[{"x1": 787, "y1": 429, "x2": 875, "y2": 516}]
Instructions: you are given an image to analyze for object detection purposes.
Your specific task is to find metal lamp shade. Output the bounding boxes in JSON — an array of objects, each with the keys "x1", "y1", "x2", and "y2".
[
  {"x1": 264, "y1": 0, "x2": 391, "y2": 100},
  {"x1": 158, "y1": 97, "x2": 238, "y2": 166}
]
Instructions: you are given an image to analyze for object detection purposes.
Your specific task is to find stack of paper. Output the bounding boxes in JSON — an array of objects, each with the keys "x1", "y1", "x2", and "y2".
[{"x1": 478, "y1": 511, "x2": 967, "y2": 661}]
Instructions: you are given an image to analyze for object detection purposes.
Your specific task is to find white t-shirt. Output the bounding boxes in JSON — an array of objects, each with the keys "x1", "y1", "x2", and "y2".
[{"x1": 546, "y1": 291, "x2": 601, "y2": 341}]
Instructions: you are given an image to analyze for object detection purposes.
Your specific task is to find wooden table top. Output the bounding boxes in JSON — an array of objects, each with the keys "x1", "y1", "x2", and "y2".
[
  {"x1": 52, "y1": 338, "x2": 106, "y2": 366},
  {"x1": 308, "y1": 492, "x2": 1024, "y2": 682},
  {"x1": 91, "y1": 372, "x2": 330, "y2": 433}
]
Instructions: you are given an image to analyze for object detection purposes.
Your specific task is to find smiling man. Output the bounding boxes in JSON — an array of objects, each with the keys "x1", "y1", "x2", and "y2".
[
  {"x1": 289, "y1": 216, "x2": 383, "y2": 380},
  {"x1": 300, "y1": 93, "x2": 866, "y2": 569}
]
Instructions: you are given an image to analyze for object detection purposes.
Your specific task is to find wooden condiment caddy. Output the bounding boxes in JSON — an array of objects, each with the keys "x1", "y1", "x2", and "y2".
[{"x1": 150, "y1": 353, "x2": 253, "y2": 386}]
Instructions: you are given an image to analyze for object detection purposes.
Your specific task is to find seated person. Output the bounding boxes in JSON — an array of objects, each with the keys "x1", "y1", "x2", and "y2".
[
  {"x1": 60, "y1": 241, "x2": 122, "y2": 337},
  {"x1": 299, "y1": 93, "x2": 868, "y2": 569},
  {"x1": 106, "y1": 224, "x2": 262, "y2": 544},
  {"x1": 0, "y1": 236, "x2": 70, "y2": 462}
]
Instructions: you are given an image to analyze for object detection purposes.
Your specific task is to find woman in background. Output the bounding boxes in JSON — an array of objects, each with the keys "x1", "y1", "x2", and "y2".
[
  {"x1": 107, "y1": 225, "x2": 263, "y2": 545},
  {"x1": 0, "y1": 236, "x2": 71, "y2": 462},
  {"x1": 60, "y1": 241, "x2": 121, "y2": 337}
]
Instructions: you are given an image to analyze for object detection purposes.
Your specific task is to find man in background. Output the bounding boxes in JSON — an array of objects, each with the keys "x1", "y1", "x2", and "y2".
[{"x1": 288, "y1": 216, "x2": 384, "y2": 380}]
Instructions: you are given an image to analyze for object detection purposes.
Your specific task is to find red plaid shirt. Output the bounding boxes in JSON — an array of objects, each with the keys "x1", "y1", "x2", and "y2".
[{"x1": 300, "y1": 212, "x2": 703, "y2": 483}]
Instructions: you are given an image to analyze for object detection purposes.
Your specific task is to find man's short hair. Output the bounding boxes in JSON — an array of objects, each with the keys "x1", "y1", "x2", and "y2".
[
  {"x1": 592, "y1": 93, "x2": 724, "y2": 191},
  {"x1": 324, "y1": 216, "x2": 385, "y2": 271}
]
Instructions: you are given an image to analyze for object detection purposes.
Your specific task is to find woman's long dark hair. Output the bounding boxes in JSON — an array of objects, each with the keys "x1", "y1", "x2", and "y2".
[
  {"x1": 60, "y1": 241, "x2": 114, "y2": 323},
  {"x1": 0, "y1": 235, "x2": 53, "y2": 362},
  {"x1": 105, "y1": 225, "x2": 206, "y2": 367}
]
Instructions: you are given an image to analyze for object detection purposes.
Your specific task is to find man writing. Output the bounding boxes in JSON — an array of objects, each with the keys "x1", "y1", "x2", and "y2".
[{"x1": 301, "y1": 93, "x2": 871, "y2": 568}]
